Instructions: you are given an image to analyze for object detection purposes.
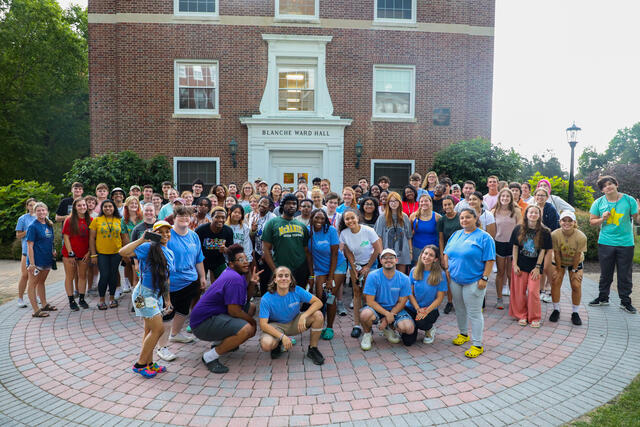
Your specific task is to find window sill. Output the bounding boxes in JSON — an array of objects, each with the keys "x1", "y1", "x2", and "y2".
[
  {"x1": 172, "y1": 113, "x2": 221, "y2": 119},
  {"x1": 273, "y1": 16, "x2": 320, "y2": 24},
  {"x1": 173, "y1": 14, "x2": 220, "y2": 21},
  {"x1": 372, "y1": 20, "x2": 417, "y2": 29},
  {"x1": 371, "y1": 116, "x2": 417, "y2": 123}
]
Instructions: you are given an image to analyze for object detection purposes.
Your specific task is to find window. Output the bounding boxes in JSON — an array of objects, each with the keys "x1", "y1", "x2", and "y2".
[
  {"x1": 173, "y1": 158, "x2": 220, "y2": 193},
  {"x1": 374, "y1": 0, "x2": 416, "y2": 23},
  {"x1": 175, "y1": 0, "x2": 218, "y2": 16},
  {"x1": 371, "y1": 159, "x2": 415, "y2": 192},
  {"x1": 174, "y1": 61, "x2": 218, "y2": 115},
  {"x1": 373, "y1": 65, "x2": 415, "y2": 119},
  {"x1": 278, "y1": 67, "x2": 315, "y2": 112},
  {"x1": 275, "y1": 0, "x2": 318, "y2": 20}
]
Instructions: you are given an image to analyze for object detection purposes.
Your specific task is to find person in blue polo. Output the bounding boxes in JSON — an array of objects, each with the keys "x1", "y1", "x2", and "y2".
[{"x1": 359, "y1": 248, "x2": 415, "y2": 351}]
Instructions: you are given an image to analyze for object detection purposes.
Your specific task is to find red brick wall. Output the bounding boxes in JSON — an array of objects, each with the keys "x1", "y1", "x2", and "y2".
[{"x1": 88, "y1": 1, "x2": 494, "y2": 186}]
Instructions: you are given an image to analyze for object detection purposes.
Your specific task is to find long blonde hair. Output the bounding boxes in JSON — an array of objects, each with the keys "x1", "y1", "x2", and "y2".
[
  {"x1": 412, "y1": 245, "x2": 444, "y2": 285},
  {"x1": 383, "y1": 191, "x2": 407, "y2": 227},
  {"x1": 33, "y1": 202, "x2": 54, "y2": 226},
  {"x1": 421, "y1": 171, "x2": 439, "y2": 190}
]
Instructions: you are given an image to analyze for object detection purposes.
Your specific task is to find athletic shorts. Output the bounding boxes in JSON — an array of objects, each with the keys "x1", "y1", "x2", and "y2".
[
  {"x1": 163, "y1": 280, "x2": 200, "y2": 321},
  {"x1": 495, "y1": 241, "x2": 512, "y2": 258},
  {"x1": 192, "y1": 302, "x2": 251, "y2": 342},
  {"x1": 260, "y1": 313, "x2": 306, "y2": 339}
]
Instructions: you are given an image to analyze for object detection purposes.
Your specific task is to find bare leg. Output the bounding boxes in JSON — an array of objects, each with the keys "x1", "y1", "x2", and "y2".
[
  {"x1": 216, "y1": 323, "x2": 256, "y2": 355},
  {"x1": 77, "y1": 261, "x2": 88, "y2": 294},
  {"x1": 18, "y1": 256, "x2": 29, "y2": 300},
  {"x1": 139, "y1": 316, "x2": 164, "y2": 365},
  {"x1": 327, "y1": 274, "x2": 345, "y2": 328},
  {"x1": 62, "y1": 257, "x2": 77, "y2": 297},
  {"x1": 308, "y1": 311, "x2": 324, "y2": 347},
  {"x1": 36, "y1": 270, "x2": 50, "y2": 307},
  {"x1": 170, "y1": 313, "x2": 188, "y2": 336}
]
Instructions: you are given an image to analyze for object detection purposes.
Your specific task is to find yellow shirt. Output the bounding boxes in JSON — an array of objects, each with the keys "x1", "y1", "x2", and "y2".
[{"x1": 90, "y1": 216, "x2": 123, "y2": 254}]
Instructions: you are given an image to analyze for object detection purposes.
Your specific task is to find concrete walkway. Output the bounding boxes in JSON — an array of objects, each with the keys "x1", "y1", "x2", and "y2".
[{"x1": 0, "y1": 264, "x2": 639, "y2": 426}]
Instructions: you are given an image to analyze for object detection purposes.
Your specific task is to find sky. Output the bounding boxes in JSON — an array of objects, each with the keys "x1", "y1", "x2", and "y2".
[{"x1": 59, "y1": 0, "x2": 640, "y2": 170}]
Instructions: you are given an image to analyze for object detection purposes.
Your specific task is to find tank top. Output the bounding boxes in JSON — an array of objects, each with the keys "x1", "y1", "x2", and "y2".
[
  {"x1": 412, "y1": 213, "x2": 439, "y2": 249},
  {"x1": 494, "y1": 211, "x2": 517, "y2": 243}
]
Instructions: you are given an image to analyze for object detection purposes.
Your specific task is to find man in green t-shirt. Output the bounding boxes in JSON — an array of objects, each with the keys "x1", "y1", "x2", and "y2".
[
  {"x1": 588, "y1": 175, "x2": 640, "y2": 314},
  {"x1": 262, "y1": 194, "x2": 314, "y2": 290}
]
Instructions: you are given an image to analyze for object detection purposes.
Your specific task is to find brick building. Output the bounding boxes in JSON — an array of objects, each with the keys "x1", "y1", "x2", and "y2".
[{"x1": 88, "y1": 0, "x2": 494, "y2": 192}]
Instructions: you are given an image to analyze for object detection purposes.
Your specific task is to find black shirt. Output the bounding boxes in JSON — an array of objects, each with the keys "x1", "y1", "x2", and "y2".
[
  {"x1": 131, "y1": 221, "x2": 154, "y2": 242},
  {"x1": 56, "y1": 197, "x2": 74, "y2": 217},
  {"x1": 432, "y1": 198, "x2": 444, "y2": 216},
  {"x1": 510, "y1": 225, "x2": 552, "y2": 273},
  {"x1": 195, "y1": 223, "x2": 234, "y2": 270}
]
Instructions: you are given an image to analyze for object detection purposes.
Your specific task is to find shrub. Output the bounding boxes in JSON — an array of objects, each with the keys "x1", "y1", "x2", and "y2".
[
  {"x1": 584, "y1": 164, "x2": 640, "y2": 200},
  {"x1": 0, "y1": 180, "x2": 62, "y2": 245},
  {"x1": 63, "y1": 150, "x2": 172, "y2": 194},
  {"x1": 575, "y1": 209, "x2": 599, "y2": 261},
  {"x1": 528, "y1": 172, "x2": 594, "y2": 211}
]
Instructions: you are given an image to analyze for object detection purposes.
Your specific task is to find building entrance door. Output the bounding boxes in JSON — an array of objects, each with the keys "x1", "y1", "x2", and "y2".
[{"x1": 269, "y1": 150, "x2": 323, "y2": 192}]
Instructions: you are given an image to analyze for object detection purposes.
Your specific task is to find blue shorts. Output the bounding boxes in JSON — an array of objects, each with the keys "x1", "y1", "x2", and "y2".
[
  {"x1": 132, "y1": 284, "x2": 164, "y2": 319},
  {"x1": 360, "y1": 306, "x2": 412, "y2": 328},
  {"x1": 335, "y1": 259, "x2": 348, "y2": 275}
]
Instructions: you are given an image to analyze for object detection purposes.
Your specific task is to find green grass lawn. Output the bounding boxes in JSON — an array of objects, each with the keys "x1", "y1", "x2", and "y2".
[{"x1": 572, "y1": 375, "x2": 640, "y2": 426}]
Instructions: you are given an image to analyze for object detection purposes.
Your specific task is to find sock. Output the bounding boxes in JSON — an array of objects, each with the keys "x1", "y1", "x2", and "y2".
[
  {"x1": 134, "y1": 362, "x2": 147, "y2": 369},
  {"x1": 79, "y1": 293, "x2": 85, "y2": 301},
  {"x1": 203, "y1": 348, "x2": 219, "y2": 363},
  {"x1": 572, "y1": 305, "x2": 579, "y2": 313},
  {"x1": 553, "y1": 303, "x2": 560, "y2": 311},
  {"x1": 461, "y1": 333, "x2": 468, "y2": 337},
  {"x1": 68, "y1": 296, "x2": 75, "y2": 303}
]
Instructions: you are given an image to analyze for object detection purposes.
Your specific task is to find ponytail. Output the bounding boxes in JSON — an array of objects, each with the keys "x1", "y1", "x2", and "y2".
[{"x1": 148, "y1": 242, "x2": 169, "y2": 294}]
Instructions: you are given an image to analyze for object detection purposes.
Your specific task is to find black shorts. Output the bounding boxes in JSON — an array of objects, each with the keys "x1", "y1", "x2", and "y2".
[
  {"x1": 495, "y1": 241, "x2": 512, "y2": 258},
  {"x1": 163, "y1": 280, "x2": 200, "y2": 321}
]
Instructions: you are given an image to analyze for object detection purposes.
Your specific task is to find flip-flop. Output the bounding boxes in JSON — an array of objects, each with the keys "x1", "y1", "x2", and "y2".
[
  {"x1": 97, "y1": 303, "x2": 108, "y2": 310},
  {"x1": 32, "y1": 309, "x2": 50, "y2": 318},
  {"x1": 109, "y1": 300, "x2": 119, "y2": 309},
  {"x1": 42, "y1": 304, "x2": 57, "y2": 311}
]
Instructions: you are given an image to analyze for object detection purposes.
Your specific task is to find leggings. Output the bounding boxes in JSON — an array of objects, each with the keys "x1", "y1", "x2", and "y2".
[
  {"x1": 401, "y1": 307, "x2": 439, "y2": 346},
  {"x1": 450, "y1": 279, "x2": 486, "y2": 347},
  {"x1": 98, "y1": 253, "x2": 122, "y2": 298}
]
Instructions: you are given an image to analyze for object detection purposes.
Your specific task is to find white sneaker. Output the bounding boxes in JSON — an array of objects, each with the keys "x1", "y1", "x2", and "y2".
[
  {"x1": 542, "y1": 293, "x2": 552, "y2": 303},
  {"x1": 114, "y1": 289, "x2": 122, "y2": 300},
  {"x1": 36, "y1": 296, "x2": 41, "y2": 304},
  {"x1": 122, "y1": 281, "x2": 131, "y2": 293},
  {"x1": 156, "y1": 346, "x2": 176, "y2": 361},
  {"x1": 539, "y1": 292, "x2": 545, "y2": 301},
  {"x1": 502, "y1": 285, "x2": 510, "y2": 296},
  {"x1": 492, "y1": 264, "x2": 497, "y2": 273},
  {"x1": 383, "y1": 327, "x2": 401, "y2": 344},
  {"x1": 423, "y1": 327, "x2": 436, "y2": 344},
  {"x1": 349, "y1": 300, "x2": 354, "y2": 309},
  {"x1": 169, "y1": 333, "x2": 194, "y2": 343},
  {"x1": 360, "y1": 332, "x2": 373, "y2": 350},
  {"x1": 17, "y1": 298, "x2": 27, "y2": 308}
]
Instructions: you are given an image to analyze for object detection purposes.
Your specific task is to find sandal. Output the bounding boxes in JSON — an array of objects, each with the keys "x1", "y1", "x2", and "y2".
[
  {"x1": 109, "y1": 300, "x2": 118, "y2": 309},
  {"x1": 32, "y1": 309, "x2": 50, "y2": 318},
  {"x1": 321, "y1": 328, "x2": 334, "y2": 340},
  {"x1": 97, "y1": 302, "x2": 108, "y2": 310},
  {"x1": 464, "y1": 345, "x2": 484, "y2": 358},
  {"x1": 530, "y1": 321, "x2": 541, "y2": 328},
  {"x1": 452, "y1": 334, "x2": 470, "y2": 346},
  {"x1": 518, "y1": 319, "x2": 527, "y2": 326},
  {"x1": 42, "y1": 304, "x2": 57, "y2": 311}
]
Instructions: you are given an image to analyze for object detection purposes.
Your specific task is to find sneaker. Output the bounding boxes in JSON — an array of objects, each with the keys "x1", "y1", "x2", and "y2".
[
  {"x1": 122, "y1": 281, "x2": 131, "y2": 293},
  {"x1": 495, "y1": 298, "x2": 504, "y2": 310},
  {"x1": 589, "y1": 297, "x2": 609, "y2": 306},
  {"x1": 502, "y1": 285, "x2": 510, "y2": 296},
  {"x1": 350, "y1": 325, "x2": 362, "y2": 338},
  {"x1": 336, "y1": 301, "x2": 348, "y2": 316},
  {"x1": 185, "y1": 325, "x2": 192, "y2": 333},
  {"x1": 156, "y1": 347, "x2": 176, "y2": 361},
  {"x1": 321, "y1": 328, "x2": 334, "y2": 340},
  {"x1": 423, "y1": 327, "x2": 436, "y2": 344},
  {"x1": 36, "y1": 296, "x2": 41, "y2": 304},
  {"x1": 73, "y1": 290, "x2": 79, "y2": 298},
  {"x1": 69, "y1": 300, "x2": 79, "y2": 312},
  {"x1": 549, "y1": 309, "x2": 560, "y2": 322},
  {"x1": 571, "y1": 312, "x2": 583, "y2": 325},
  {"x1": 147, "y1": 362, "x2": 166, "y2": 373},
  {"x1": 360, "y1": 332, "x2": 373, "y2": 350},
  {"x1": 114, "y1": 289, "x2": 122, "y2": 300},
  {"x1": 132, "y1": 365, "x2": 157, "y2": 378},
  {"x1": 202, "y1": 356, "x2": 229, "y2": 374},
  {"x1": 306, "y1": 346, "x2": 325, "y2": 365},
  {"x1": 17, "y1": 298, "x2": 27, "y2": 308},
  {"x1": 383, "y1": 327, "x2": 401, "y2": 344},
  {"x1": 492, "y1": 263, "x2": 497, "y2": 273},
  {"x1": 620, "y1": 302, "x2": 637, "y2": 314},
  {"x1": 210, "y1": 340, "x2": 221, "y2": 349},
  {"x1": 88, "y1": 288, "x2": 98, "y2": 297},
  {"x1": 169, "y1": 333, "x2": 194, "y2": 343},
  {"x1": 270, "y1": 342, "x2": 284, "y2": 359},
  {"x1": 78, "y1": 299, "x2": 89, "y2": 309},
  {"x1": 349, "y1": 300, "x2": 354, "y2": 309},
  {"x1": 542, "y1": 293, "x2": 552, "y2": 303},
  {"x1": 444, "y1": 302, "x2": 453, "y2": 314},
  {"x1": 539, "y1": 292, "x2": 544, "y2": 301}
]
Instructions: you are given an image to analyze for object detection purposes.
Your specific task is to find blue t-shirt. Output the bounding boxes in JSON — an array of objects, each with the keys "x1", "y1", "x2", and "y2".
[
  {"x1": 134, "y1": 243, "x2": 175, "y2": 291},
  {"x1": 363, "y1": 268, "x2": 411, "y2": 311},
  {"x1": 444, "y1": 228, "x2": 496, "y2": 285},
  {"x1": 309, "y1": 226, "x2": 346, "y2": 276},
  {"x1": 16, "y1": 213, "x2": 36, "y2": 256},
  {"x1": 259, "y1": 286, "x2": 313, "y2": 324},
  {"x1": 25, "y1": 221, "x2": 54, "y2": 268},
  {"x1": 336, "y1": 203, "x2": 360, "y2": 214},
  {"x1": 590, "y1": 193, "x2": 638, "y2": 247},
  {"x1": 408, "y1": 269, "x2": 448, "y2": 308},
  {"x1": 166, "y1": 228, "x2": 205, "y2": 291}
]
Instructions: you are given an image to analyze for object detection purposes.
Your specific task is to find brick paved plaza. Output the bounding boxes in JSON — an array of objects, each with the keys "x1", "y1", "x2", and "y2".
[{"x1": 0, "y1": 273, "x2": 639, "y2": 426}]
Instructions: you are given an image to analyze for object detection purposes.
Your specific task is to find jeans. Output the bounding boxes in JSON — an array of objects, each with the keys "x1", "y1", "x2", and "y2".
[
  {"x1": 401, "y1": 307, "x2": 439, "y2": 346},
  {"x1": 598, "y1": 244, "x2": 635, "y2": 305},
  {"x1": 450, "y1": 279, "x2": 486, "y2": 347},
  {"x1": 98, "y1": 253, "x2": 121, "y2": 298}
]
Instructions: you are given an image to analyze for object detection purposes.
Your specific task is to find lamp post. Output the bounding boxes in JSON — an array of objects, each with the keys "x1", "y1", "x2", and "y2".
[
  {"x1": 355, "y1": 140, "x2": 363, "y2": 169},
  {"x1": 229, "y1": 138, "x2": 238, "y2": 168},
  {"x1": 566, "y1": 122, "x2": 581, "y2": 206}
]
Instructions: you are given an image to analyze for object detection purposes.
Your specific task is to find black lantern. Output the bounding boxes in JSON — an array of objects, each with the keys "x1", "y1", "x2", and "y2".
[
  {"x1": 229, "y1": 138, "x2": 238, "y2": 168},
  {"x1": 565, "y1": 122, "x2": 581, "y2": 206},
  {"x1": 355, "y1": 140, "x2": 363, "y2": 169}
]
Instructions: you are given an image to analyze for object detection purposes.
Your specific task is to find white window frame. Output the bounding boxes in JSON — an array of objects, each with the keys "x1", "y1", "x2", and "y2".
[
  {"x1": 277, "y1": 64, "x2": 317, "y2": 113},
  {"x1": 174, "y1": 0, "x2": 219, "y2": 18},
  {"x1": 275, "y1": 0, "x2": 319, "y2": 22},
  {"x1": 374, "y1": 0, "x2": 417, "y2": 25},
  {"x1": 372, "y1": 64, "x2": 416, "y2": 120},
  {"x1": 174, "y1": 60, "x2": 219, "y2": 117},
  {"x1": 173, "y1": 157, "x2": 221, "y2": 190},
  {"x1": 370, "y1": 159, "x2": 415, "y2": 188}
]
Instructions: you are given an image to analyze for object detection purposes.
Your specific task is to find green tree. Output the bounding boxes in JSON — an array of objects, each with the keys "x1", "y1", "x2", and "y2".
[
  {"x1": 578, "y1": 146, "x2": 609, "y2": 177},
  {"x1": 520, "y1": 150, "x2": 566, "y2": 180},
  {"x1": 0, "y1": 0, "x2": 89, "y2": 192},
  {"x1": 433, "y1": 138, "x2": 522, "y2": 193},
  {"x1": 528, "y1": 172, "x2": 594, "y2": 211},
  {"x1": 577, "y1": 122, "x2": 640, "y2": 177}
]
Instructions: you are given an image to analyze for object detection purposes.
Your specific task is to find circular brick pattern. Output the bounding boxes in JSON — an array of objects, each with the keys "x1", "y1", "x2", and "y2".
[{"x1": 2, "y1": 278, "x2": 640, "y2": 426}]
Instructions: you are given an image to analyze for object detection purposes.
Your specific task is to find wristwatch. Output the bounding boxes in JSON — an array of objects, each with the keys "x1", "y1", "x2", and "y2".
[
  {"x1": 68, "y1": 251, "x2": 75, "y2": 258},
  {"x1": 481, "y1": 276, "x2": 489, "y2": 282}
]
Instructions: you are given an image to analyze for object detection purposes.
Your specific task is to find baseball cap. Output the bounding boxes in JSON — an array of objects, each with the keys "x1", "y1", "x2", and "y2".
[
  {"x1": 173, "y1": 198, "x2": 186, "y2": 205},
  {"x1": 129, "y1": 185, "x2": 141, "y2": 192},
  {"x1": 559, "y1": 211, "x2": 576, "y2": 221},
  {"x1": 152, "y1": 220, "x2": 172, "y2": 231},
  {"x1": 110, "y1": 187, "x2": 125, "y2": 196},
  {"x1": 258, "y1": 180, "x2": 268, "y2": 186},
  {"x1": 380, "y1": 248, "x2": 397, "y2": 258}
]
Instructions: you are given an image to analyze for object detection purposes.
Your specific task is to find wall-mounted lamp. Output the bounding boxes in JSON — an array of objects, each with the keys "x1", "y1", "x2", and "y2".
[
  {"x1": 355, "y1": 139, "x2": 363, "y2": 169},
  {"x1": 229, "y1": 138, "x2": 238, "y2": 168}
]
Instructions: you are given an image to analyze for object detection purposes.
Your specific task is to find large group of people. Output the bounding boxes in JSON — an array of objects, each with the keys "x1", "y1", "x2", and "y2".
[{"x1": 14, "y1": 172, "x2": 639, "y2": 378}]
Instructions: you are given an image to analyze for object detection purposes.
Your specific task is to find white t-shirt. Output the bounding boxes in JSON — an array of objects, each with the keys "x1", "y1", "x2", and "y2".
[
  {"x1": 483, "y1": 193, "x2": 499, "y2": 210},
  {"x1": 478, "y1": 210, "x2": 496, "y2": 231},
  {"x1": 339, "y1": 225, "x2": 380, "y2": 265}
]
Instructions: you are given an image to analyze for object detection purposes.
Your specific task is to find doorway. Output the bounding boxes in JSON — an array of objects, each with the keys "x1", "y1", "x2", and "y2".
[{"x1": 269, "y1": 150, "x2": 323, "y2": 192}]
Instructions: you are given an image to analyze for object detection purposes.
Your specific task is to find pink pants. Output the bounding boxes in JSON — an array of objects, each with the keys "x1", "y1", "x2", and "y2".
[{"x1": 509, "y1": 270, "x2": 541, "y2": 322}]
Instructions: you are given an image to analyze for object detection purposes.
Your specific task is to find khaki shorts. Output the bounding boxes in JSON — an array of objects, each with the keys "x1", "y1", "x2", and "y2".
[{"x1": 261, "y1": 313, "x2": 305, "y2": 339}]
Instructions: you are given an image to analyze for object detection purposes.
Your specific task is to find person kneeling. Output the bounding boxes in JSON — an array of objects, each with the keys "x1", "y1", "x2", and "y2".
[
  {"x1": 259, "y1": 266, "x2": 325, "y2": 365},
  {"x1": 360, "y1": 249, "x2": 415, "y2": 351},
  {"x1": 190, "y1": 244, "x2": 259, "y2": 374}
]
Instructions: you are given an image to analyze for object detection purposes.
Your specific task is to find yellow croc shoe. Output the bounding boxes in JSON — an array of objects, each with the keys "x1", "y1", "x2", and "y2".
[
  {"x1": 465, "y1": 345, "x2": 484, "y2": 358},
  {"x1": 452, "y1": 334, "x2": 470, "y2": 346}
]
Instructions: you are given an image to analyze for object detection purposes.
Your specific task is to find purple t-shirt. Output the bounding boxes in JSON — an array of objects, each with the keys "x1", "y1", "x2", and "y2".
[{"x1": 190, "y1": 267, "x2": 247, "y2": 329}]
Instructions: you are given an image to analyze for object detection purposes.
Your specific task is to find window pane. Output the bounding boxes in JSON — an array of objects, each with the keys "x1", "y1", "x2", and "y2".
[
  {"x1": 177, "y1": 62, "x2": 217, "y2": 111},
  {"x1": 177, "y1": 161, "x2": 217, "y2": 193},
  {"x1": 375, "y1": 68, "x2": 411, "y2": 92},
  {"x1": 179, "y1": 0, "x2": 216, "y2": 13},
  {"x1": 279, "y1": 0, "x2": 315, "y2": 15},
  {"x1": 377, "y1": 0, "x2": 412, "y2": 20},
  {"x1": 278, "y1": 68, "x2": 315, "y2": 111},
  {"x1": 374, "y1": 162, "x2": 412, "y2": 192},
  {"x1": 179, "y1": 87, "x2": 215, "y2": 110},
  {"x1": 374, "y1": 92, "x2": 410, "y2": 114}
]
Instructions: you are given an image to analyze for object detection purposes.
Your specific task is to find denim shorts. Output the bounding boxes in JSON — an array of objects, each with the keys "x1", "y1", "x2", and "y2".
[
  {"x1": 132, "y1": 284, "x2": 164, "y2": 319},
  {"x1": 360, "y1": 306, "x2": 412, "y2": 328},
  {"x1": 335, "y1": 259, "x2": 348, "y2": 275}
]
